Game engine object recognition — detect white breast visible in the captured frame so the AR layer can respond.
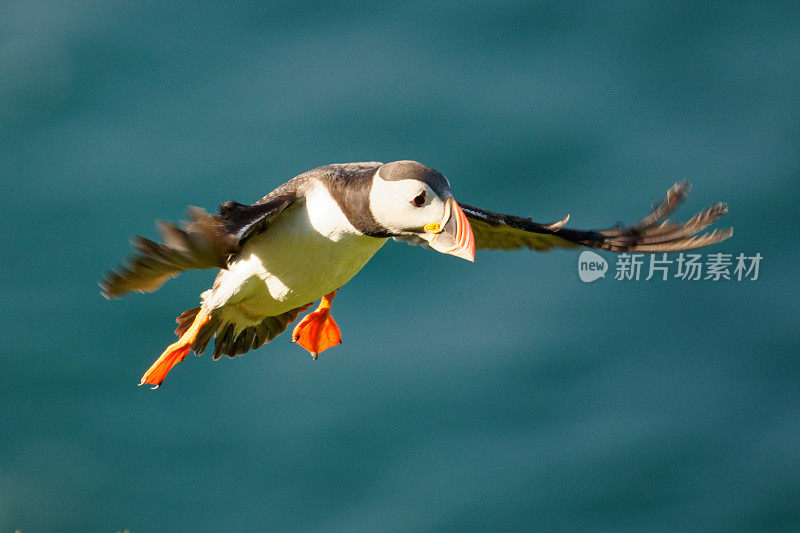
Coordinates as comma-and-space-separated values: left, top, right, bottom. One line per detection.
204, 180, 387, 324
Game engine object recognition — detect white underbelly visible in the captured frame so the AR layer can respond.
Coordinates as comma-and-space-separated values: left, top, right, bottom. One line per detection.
204, 192, 387, 323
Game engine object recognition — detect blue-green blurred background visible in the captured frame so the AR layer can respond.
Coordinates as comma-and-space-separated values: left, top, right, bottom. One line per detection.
2, 1, 799, 530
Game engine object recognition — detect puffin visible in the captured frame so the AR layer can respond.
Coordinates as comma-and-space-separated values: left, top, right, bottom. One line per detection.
101, 160, 732, 388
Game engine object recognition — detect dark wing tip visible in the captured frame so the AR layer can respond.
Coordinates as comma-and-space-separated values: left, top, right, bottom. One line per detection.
587, 184, 732, 252
633, 181, 690, 230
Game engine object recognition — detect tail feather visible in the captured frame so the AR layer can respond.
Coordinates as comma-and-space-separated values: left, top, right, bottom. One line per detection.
175, 307, 201, 336
209, 303, 312, 360
192, 318, 219, 355
213, 324, 236, 360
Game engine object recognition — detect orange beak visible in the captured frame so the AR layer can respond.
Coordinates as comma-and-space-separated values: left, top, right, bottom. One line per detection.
425, 197, 476, 262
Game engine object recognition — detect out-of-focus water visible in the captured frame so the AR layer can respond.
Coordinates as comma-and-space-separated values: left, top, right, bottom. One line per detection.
2, 1, 799, 530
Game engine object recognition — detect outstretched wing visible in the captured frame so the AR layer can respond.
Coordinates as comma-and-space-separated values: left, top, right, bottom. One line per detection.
459, 182, 732, 253
100, 181, 303, 299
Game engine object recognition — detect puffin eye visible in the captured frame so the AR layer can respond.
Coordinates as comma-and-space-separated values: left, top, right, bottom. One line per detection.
411, 191, 426, 207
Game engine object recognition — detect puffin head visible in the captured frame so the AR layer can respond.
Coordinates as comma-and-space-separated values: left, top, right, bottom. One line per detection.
369, 160, 476, 262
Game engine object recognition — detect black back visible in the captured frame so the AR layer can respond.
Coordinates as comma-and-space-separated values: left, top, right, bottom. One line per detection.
217, 160, 450, 241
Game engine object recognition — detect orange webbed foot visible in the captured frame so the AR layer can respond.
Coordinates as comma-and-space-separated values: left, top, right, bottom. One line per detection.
140, 308, 211, 389
291, 291, 342, 359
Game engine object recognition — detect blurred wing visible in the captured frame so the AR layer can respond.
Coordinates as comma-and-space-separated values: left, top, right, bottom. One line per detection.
101, 182, 303, 298
459, 182, 732, 253
100, 207, 237, 298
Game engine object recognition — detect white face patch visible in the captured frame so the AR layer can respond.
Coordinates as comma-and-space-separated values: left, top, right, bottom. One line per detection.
305, 180, 360, 241
368, 169, 451, 235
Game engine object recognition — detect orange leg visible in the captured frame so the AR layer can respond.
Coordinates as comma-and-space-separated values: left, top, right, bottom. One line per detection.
291, 291, 342, 359
140, 308, 211, 389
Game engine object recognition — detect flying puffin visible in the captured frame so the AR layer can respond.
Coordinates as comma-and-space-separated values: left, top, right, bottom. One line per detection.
101, 160, 732, 388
